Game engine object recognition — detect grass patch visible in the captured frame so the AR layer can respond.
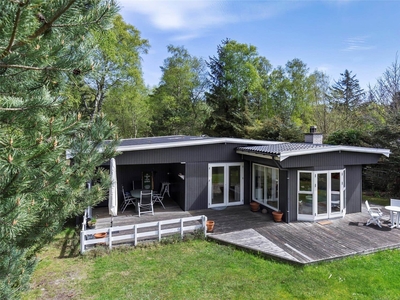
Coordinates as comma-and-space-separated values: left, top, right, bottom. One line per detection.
22, 228, 400, 300
362, 191, 390, 206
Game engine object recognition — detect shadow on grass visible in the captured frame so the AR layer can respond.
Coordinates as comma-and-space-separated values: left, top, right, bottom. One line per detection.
57, 226, 81, 259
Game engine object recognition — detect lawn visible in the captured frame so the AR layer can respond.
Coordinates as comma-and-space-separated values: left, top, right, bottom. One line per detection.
22, 227, 400, 300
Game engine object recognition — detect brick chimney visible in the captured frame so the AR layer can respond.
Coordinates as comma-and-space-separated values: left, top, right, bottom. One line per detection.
305, 126, 323, 144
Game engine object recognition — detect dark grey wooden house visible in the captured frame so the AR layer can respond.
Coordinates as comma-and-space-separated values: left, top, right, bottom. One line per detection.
106, 130, 389, 223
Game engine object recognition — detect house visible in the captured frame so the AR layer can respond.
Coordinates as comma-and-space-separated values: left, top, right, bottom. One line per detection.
103, 127, 390, 223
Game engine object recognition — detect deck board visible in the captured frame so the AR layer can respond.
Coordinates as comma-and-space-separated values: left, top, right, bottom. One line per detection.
92, 201, 400, 264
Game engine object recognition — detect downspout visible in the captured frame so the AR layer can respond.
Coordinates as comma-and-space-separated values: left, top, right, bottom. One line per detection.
271, 155, 290, 224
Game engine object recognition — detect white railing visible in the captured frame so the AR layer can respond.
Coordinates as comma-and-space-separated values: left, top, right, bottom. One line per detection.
80, 215, 208, 254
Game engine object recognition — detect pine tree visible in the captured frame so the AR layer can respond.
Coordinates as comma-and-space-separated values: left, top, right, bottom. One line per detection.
0, 1, 119, 298
329, 70, 365, 127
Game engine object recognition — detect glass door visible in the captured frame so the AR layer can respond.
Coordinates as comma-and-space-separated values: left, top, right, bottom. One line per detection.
209, 163, 243, 208
298, 170, 345, 221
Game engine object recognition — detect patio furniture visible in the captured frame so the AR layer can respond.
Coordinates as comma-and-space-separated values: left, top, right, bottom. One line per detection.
388, 199, 400, 226
121, 186, 136, 213
385, 204, 400, 229
365, 200, 384, 228
153, 185, 167, 209
161, 182, 171, 197
138, 190, 154, 217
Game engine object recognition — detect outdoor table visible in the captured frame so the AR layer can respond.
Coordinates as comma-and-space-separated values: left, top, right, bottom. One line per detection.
385, 206, 400, 228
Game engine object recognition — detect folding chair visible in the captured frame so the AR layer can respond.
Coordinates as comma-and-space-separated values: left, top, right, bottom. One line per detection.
138, 190, 154, 217
121, 186, 136, 213
152, 185, 167, 209
365, 200, 384, 228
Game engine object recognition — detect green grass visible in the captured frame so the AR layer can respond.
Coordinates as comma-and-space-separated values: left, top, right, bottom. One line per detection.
22, 227, 400, 300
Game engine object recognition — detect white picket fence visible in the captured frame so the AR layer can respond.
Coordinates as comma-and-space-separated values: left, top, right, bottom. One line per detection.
80, 215, 208, 254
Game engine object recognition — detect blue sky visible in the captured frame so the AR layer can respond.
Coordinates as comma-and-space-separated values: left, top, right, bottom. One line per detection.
118, 0, 400, 89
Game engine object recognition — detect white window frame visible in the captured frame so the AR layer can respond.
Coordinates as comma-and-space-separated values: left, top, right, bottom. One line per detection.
252, 163, 279, 211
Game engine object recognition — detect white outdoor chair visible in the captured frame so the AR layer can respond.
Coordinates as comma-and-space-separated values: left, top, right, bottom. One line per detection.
121, 186, 136, 213
365, 200, 384, 228
152, 185, 167, 209
138, 190, 154, 217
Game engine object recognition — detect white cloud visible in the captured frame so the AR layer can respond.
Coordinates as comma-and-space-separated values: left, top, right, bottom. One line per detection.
118, 0, 301, 34
118, 0, 230, 31
343, 36, 375, 52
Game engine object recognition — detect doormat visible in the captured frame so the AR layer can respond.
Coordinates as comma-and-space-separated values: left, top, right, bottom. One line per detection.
318, 220, 332, 225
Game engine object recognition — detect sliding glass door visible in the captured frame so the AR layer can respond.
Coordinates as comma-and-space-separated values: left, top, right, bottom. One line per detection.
208, 163, 244, 208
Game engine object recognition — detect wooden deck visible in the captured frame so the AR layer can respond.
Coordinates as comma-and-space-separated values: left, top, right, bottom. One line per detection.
92, 200, 400, 265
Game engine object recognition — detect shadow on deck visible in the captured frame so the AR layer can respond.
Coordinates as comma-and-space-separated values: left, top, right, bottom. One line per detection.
92, 200, 400, 265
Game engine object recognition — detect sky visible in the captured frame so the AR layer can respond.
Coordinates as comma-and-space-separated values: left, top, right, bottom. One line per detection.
118, 0, 400, 89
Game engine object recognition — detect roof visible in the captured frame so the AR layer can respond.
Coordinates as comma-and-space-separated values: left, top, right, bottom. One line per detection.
116, 135, 282, 152
236, 143, 391, 161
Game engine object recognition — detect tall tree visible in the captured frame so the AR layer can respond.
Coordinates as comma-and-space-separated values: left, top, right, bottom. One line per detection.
368, 53, 400, 121
0, 1, 119, 298
328, 70, 365, 128
66, 14, 150, 121
204, 39, 267, 138
149, 45, 208, 136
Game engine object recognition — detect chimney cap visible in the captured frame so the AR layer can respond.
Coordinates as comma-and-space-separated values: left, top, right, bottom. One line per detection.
310, 126, 317, 133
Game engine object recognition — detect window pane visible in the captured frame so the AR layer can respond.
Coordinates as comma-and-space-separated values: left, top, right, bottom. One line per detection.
211, 166, 224, 205
299, 172, 312, 191
228, 165, 241, 203
317, 173, 327, 214
253, 164, 279, 210
299, 194, 313, 215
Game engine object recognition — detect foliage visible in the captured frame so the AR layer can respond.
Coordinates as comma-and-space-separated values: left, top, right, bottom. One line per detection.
64, 14, 150, 138
0, 1, 119, 298
246, 117, 304, 142
22, 231, 400, 300
368, 53, 400, 120
366, 115, 400, 195
324, 129, 371, 146
149, 45, 208, 136
328, 70, 365, 129
204, 39, 265, 137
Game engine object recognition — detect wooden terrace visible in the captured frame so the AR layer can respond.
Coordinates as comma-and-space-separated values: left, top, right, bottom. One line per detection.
92, 199, 400, 265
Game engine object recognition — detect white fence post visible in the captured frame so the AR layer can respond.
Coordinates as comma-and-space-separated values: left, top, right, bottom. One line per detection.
108, 228, 113, 250
80, 230, 85, 254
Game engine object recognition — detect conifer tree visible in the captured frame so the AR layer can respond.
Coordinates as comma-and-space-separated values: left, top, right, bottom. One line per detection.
0, 1, 119, 298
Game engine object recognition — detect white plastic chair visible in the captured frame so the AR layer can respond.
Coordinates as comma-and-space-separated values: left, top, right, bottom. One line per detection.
138, 190, 154, 217
365, 200, 384, 228
121, 186, 136, 213
152, 185, 167, 209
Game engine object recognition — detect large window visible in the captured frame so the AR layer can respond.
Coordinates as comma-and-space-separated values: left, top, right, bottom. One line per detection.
252, 163, 279, 210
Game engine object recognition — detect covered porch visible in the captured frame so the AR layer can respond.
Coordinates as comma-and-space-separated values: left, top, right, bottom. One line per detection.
91, 201, 400, 265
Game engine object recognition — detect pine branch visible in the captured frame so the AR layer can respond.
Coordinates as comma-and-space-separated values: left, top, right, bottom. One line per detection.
2, 0, 110, 59
52, 5, 111, 28
0, 64, 69, 72
0, 1, 27, 60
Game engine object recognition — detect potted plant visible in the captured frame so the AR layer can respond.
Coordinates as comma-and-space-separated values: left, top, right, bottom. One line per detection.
272, 210, 283, 222
206, 220, 215, 233
87, 218, 96, 229
250, 201, 260, 212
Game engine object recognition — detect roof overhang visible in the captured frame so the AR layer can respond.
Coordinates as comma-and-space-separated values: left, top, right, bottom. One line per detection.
237, 145, 391, 161
116, 137, 283, 152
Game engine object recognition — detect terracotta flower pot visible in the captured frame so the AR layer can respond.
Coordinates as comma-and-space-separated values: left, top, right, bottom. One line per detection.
250, 202, 260, 212
206, 220, 215, 233
272, 211, 283, 222
94, 232, 107, 239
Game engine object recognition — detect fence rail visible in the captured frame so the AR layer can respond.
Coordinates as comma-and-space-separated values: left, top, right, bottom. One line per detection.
80, 215, 208, 253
